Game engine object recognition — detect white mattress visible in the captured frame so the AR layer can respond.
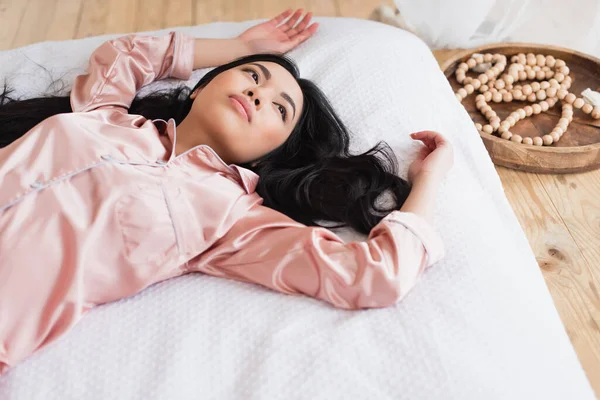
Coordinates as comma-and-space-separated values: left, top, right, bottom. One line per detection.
0, 17, 594, 400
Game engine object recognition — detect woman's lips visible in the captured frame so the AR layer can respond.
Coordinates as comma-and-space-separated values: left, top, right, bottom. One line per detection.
229, 96, 251, 122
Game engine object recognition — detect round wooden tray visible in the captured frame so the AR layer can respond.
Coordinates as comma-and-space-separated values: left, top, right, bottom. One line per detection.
441, 42, 600, 174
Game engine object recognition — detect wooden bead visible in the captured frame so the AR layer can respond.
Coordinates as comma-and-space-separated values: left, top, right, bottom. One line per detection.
565, 93, 576, 104
536, 90, 547, 100
502, 92, 513, 102
545, 70, 554, 79
551, 132, 561, 142
546, 55, 556, 67
491, 121, 500, 130
527, 93, 537, 102
467, 58, 477, 68
540, 101, 549, 112
518, 71, 527, 81
546, 87, 557, 98
527, 70, 536, 80
475, 123, 483, 131
554, 72, 565, 82
540, 81, 550, 90
481, 84, 489, 92
486, 69, 495, 78
458, 88, 468, 98
582, 103, 593, 114
505, 74, 514, 85
506, 116, 516, 126
474, 55, 484, 63
533, 137, 544, 146
536, 54, 546, 66
482, 124, 493, 134
555, 59, 566, 68
511, 134, 523, 143
533, 65, 541, 72
498, 123, 509, 133
501, 131, 513, 140
522, 85, 533, 95
542, 135, 554, 145
559, 66, 570, 75
484, 91, 492, 102
547, 98, 557, 107
524, 105, 533, 116
592, 107, 600, 119
517, 109, 526, 119
536, 70, 545, 80
573, 98, 585, 109
532, 104, 542, 114
496, 80, 505, 89
513, 89, 524, 100
472, 79, 481, 89
484, 53, 493, 62
549, 79, 560, 88
476, 94, 485, 102
523, 137, 534, 145
553, 127, 564, 136
531, 82, 541, 92
458, 62, 469, 71
455, 93, 463, 101
492, 92, 502, 103
490, 116, 501, 124
478, 74, 489, 84
557, 89, 568, 99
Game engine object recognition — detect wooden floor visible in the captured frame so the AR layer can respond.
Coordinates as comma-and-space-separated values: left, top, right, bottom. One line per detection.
1, 0, 599, 396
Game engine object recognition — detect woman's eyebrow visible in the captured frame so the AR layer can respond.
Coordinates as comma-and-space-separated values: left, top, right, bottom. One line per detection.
249, 62, 297, 120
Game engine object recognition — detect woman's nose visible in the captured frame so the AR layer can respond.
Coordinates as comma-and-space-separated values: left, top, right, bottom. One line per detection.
247, 90, 262, 109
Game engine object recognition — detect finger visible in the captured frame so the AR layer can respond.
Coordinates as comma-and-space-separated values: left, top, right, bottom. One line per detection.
281, 9, 304, 31
289, 12, 312, 35
270, 9, 293, 26
289, 23, 318, 45
411, 131, 448, 148
290, 22, 319, 46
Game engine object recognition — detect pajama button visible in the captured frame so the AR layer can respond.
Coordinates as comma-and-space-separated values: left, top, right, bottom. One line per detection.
156, 160, 167, 165
30, 181, 44, 189
101, 154, 112, 161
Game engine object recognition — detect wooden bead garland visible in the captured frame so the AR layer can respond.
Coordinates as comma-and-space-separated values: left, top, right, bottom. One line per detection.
454, 52, 600, 146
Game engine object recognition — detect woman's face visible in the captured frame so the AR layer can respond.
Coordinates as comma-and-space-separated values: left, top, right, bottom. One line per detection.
187, 61, 304, 165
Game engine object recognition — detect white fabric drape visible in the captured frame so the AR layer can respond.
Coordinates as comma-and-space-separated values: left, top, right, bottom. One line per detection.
394, 0, 600, 58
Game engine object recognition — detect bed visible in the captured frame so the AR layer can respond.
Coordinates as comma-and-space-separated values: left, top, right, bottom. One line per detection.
0, 17, 594, 400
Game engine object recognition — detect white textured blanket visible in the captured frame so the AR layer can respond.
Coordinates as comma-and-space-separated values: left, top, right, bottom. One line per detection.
0, 17, 594, 400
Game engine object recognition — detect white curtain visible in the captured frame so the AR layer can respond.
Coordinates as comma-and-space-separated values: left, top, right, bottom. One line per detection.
393, 0, 600, 58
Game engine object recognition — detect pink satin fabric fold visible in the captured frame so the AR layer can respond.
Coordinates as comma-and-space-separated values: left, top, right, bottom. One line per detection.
0, 32, 445, 375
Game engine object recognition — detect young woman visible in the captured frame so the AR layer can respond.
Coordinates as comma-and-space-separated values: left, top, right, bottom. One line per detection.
0, 9, 453, 374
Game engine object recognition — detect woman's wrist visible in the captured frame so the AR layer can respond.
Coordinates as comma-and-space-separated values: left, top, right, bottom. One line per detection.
193, 38, 252, 70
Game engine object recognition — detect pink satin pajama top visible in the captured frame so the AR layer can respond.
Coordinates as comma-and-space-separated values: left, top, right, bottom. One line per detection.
0, 31, 446, 375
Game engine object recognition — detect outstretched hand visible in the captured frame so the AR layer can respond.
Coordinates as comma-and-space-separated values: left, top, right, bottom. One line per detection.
237, 9, 319, 55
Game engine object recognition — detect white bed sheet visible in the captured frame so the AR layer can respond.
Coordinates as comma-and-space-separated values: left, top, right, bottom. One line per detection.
0, 17, 594, 400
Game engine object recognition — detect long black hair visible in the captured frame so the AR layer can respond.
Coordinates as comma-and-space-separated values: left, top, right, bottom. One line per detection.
0, 53, 411, 234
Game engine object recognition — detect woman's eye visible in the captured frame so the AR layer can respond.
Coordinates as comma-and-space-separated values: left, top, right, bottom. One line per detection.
277, 104, 287, 121
246, 69, 259, 83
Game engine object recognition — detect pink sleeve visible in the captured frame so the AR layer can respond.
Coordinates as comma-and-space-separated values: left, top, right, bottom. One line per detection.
194, 206, 446, 310
70, 31, 195, 112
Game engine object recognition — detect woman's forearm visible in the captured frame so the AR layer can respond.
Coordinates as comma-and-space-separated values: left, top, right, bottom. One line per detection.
399, 174, 442, 224
193, 38, 252, 69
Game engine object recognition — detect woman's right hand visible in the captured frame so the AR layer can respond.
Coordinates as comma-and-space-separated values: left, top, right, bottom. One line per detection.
407, 131, 454, 185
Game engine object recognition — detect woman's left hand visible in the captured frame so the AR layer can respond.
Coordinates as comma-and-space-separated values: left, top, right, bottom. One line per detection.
237, 9, 319, 55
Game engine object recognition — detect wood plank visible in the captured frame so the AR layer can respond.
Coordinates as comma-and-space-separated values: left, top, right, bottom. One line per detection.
11, 0, 57, 48
135, 0, 165, 32
537, 170, 600, 289
106, 0, 137, 35
45, 0, 83, 42
0, 0, 30, 50
165, 0, 193, 28
337, 0, 391, 18
496, 166, 600, 396
194, 0, 228, 24
74, 0, 109, 39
